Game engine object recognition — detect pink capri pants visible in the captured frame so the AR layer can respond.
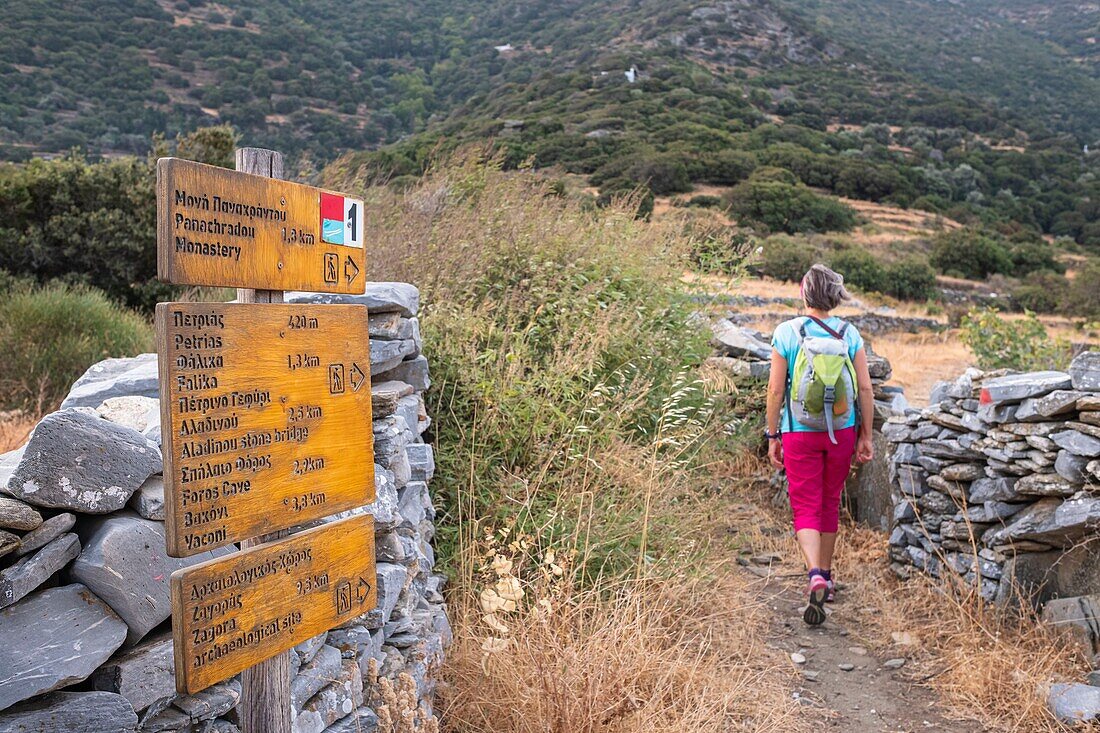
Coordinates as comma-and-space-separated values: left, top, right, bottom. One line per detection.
781, 427, 857, 533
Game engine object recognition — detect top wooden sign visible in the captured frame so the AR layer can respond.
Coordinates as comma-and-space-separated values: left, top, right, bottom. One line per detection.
157, 158, 367, 293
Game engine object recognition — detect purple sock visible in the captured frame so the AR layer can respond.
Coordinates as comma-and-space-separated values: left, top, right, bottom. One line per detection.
808, 567, 824, 580
821, 569, 832, 581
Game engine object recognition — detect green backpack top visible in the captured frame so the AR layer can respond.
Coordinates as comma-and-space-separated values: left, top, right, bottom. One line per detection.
785, 316, 858, 444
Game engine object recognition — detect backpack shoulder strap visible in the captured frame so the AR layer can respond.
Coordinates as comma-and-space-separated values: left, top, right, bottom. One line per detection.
805, 315, 844, 340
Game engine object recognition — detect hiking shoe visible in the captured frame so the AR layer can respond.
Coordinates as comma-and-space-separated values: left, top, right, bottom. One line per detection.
804, 574, 828, 626
825, 579, 836, 603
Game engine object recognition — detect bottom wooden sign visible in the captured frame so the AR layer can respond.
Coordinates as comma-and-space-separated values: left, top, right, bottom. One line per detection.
171, 514, 377, 694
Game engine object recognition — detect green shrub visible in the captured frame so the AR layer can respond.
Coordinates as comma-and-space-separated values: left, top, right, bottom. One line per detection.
1009, 241, 1063, 277
757, 236, 819, 282
1012, 271, 1069, 313
723, 180, 857, 234
828, 248, 886, 293
929, 229, 1013, 280
882, 256, 937, 300
687, 195, 721, 208
960, 307, 1067, 371
0, 283, 152, 411
1062, 260, 1100, 319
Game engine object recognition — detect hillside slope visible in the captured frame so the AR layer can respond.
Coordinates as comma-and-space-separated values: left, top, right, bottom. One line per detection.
3, 0, 1098, 164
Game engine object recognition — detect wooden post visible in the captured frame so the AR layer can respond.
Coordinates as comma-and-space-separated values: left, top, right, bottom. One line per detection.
235, 146, 292, 733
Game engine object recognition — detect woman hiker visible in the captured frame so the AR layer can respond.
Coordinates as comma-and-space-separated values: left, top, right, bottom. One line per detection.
765, 264, 875, 626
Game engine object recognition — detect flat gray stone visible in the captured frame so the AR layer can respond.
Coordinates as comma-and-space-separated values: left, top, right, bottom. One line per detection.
0, 496, 42, 531
0, 691, 137, 732
1080, 395, 1100, 411
917, 491, 956, 515
127, 475, 165, 521
1016, 390, 1084, 421
14, 512, 75, 557
92, 633, 175, 713
1016, 473, 1080, 498
891, 442, 920, 465
370, 381, 414, 418
291, 644, 342, 712
0, 533, 80, 608
711, 319, 771, 360
324, 708, 380, 733
368, 338, 418, 376
0, 584, 127, 710
137, 704, 191, 732
1056, 451, 1092, 485
1048, 682, 1100, 723
292, 660, 363, 733
406, 443, 434, 482
286, 282, 419, 317
940, 463, 984, 482
969, 477, 1019, 503
896, 466, 927, 497
96, 396, 160, 433
8, 409, 161, 513
1052, 430, 1100, 458
0, 530, 19, 559
70, 512, 234, 644
60, 354, 159, 410
980, 371, 1072, 405
173, 679, 241, 722
294, 633, 329, 667
1070, 352, 1100, 392
374, 356, 430, 392
986, 495, 1100, 547
375, 562, 408, 622
1042, 595, 1100, 664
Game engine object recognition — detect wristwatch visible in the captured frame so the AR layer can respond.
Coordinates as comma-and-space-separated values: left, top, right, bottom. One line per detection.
764, 430, 781, 441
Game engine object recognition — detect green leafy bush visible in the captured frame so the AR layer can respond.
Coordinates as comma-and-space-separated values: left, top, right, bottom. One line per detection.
828, 248, 885, 293
960, 307, 1067, 371
1012, 271, 1069, 313
691, 230, 757, 275
1062, 260, 1100, 319
0, 283, 152, 411
930, 229, 1012, 279
723, 180, 857, 234
882, 256, 937, 300
756, 236, 819, 282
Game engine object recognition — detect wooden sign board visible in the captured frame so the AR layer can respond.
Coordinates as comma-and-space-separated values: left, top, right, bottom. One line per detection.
171, 514, 377, 694
157, 157, 367, 293
156, 302, 375, 557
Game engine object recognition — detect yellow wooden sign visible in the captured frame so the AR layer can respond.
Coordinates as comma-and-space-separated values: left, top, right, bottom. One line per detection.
156, 302, 375, 557
171, 515, 377, 694
157, 158, 366, 292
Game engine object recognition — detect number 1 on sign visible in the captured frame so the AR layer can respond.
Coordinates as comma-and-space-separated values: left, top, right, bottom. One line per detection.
344, 200, 361, 248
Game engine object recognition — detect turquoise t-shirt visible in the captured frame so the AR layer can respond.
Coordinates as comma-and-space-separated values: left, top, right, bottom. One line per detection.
771, 316, 864, 433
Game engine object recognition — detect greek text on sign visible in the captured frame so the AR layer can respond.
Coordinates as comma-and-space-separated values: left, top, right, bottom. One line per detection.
171, 514, 377, 694
157, 158, 366, 292
156, 302, 375, 557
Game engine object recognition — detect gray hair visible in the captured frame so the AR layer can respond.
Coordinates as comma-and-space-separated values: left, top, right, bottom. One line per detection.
801, 264, 851, 311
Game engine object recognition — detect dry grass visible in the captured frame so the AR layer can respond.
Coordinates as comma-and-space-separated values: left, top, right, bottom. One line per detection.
712, 457, 1088, 732
0, 412, 35, 453
871, 330, 975, 406
441, 572, 813, 733
834, 524, 1089, 733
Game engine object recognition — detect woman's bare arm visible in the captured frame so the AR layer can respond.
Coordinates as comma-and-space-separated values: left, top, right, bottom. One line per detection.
852, 348, 875, 462
766, 350, 788, 467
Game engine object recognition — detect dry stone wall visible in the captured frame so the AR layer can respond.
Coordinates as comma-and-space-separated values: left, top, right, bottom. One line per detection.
885, 352, 1100, 604
0, 283, 448, 733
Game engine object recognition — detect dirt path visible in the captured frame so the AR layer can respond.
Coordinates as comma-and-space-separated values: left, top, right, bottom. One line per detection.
739, 561, 982, 732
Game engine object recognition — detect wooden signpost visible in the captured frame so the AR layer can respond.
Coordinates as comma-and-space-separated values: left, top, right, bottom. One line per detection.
155, 148, 378, 732
157, 157, 366, 293
170, 514, 376, 694
156, 302, 374, 557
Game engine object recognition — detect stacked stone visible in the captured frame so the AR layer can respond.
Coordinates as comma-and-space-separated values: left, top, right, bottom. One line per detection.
885, 352, 1100, 603
707, 317, 904, 417
0, 282, 449, 733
